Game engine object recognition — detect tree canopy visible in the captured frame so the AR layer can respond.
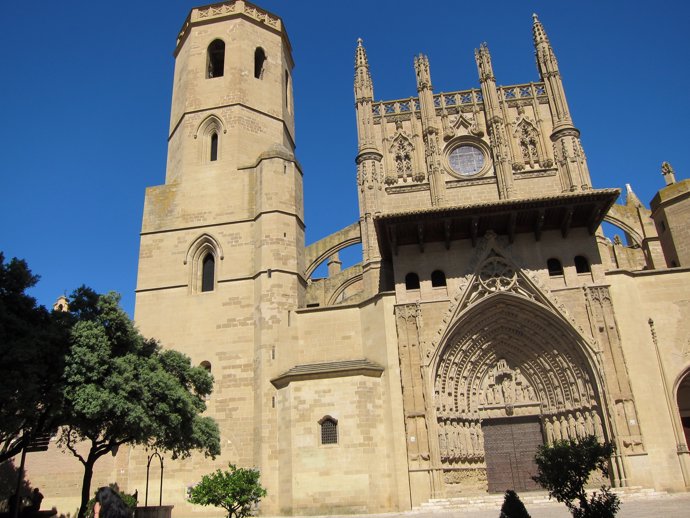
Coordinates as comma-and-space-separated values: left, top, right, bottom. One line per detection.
59, 287, 220, 518
188, 464, 267, 518
532, 436, 620, 518
0, 252, 69, 463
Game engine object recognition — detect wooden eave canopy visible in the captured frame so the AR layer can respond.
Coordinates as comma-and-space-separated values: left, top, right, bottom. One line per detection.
374, 189, 620, 258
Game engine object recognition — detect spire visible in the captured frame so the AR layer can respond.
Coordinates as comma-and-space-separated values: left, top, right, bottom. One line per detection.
354, 38, 373, 101
625, 183, 643, 207
475, 43, 495, 83
414, 54, 432, 91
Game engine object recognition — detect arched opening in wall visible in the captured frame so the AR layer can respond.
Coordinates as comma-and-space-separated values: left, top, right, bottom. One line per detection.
207, 40, 225, 78
201, 253, 215, 292
431, 270, 447, 288
319, 416, 338, 445
547, 258, 563, 277
433, 294, 606, 494
308, 242, 364, 307
405, 272, 420, 290
574, 255, 591, 273
254, 47, 266, 79
200, 361, 212, 372
210, 132, 218, 162
677, 370, 690, 449
599, 220, 648, 270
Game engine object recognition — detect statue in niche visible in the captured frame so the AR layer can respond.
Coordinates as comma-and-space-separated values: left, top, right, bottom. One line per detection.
576, 412, 586, 439
450, 422, 460, 456
560, 415, 570, 440
545, 418, 554, 444
568, 414, 577, 439
502, 377, 515, 404
464, 422, 474, 456
526, 385, 536, 401
439, 423, 447, 456
593, 412, 605, 443
552, 416, 562, 441
486, 386, 494, 405
585, 412, 595, 436
470, 423, 479, 452
478, 426, 484, 452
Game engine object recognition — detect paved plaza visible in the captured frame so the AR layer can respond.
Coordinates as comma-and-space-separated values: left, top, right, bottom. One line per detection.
259, 492, 690, 518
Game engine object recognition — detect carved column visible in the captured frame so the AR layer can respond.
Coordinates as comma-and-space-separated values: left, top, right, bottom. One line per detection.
395, 303, 440, 496
585, 286, 645, 486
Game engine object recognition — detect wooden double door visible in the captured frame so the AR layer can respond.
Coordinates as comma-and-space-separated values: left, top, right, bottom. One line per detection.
483, 416, 543, 493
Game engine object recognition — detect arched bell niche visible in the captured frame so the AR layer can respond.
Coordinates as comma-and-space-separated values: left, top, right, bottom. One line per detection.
433, 293, 607, 492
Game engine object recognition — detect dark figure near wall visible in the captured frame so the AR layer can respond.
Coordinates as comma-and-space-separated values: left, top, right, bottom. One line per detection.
93, 488, 129, 518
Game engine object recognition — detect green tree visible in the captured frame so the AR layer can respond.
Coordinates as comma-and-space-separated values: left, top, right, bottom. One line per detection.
532, 436, 620, 518
500, 489, 531, 518
188, 464, 267, 518
59, 287, 220, 518
0, 252, 70, 463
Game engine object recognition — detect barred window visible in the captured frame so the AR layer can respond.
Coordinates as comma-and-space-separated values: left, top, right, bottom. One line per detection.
319, 416, 338, 445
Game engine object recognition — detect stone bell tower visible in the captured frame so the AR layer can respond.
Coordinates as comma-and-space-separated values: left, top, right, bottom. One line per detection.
133, 1, 304, 511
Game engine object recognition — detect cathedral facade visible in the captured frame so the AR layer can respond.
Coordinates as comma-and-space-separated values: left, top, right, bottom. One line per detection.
23, 1, 690, 515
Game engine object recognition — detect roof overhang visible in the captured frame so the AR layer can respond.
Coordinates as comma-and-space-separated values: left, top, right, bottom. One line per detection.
374, 189, 620, 259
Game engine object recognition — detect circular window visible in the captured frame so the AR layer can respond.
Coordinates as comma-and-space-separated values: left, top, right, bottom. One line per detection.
448, 145, 485, 176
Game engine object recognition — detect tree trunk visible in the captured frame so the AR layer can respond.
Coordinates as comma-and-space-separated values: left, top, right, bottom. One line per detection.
77, 459, 95, 518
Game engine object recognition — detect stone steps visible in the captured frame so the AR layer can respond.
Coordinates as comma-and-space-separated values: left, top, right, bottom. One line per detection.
411, 487, 670, 512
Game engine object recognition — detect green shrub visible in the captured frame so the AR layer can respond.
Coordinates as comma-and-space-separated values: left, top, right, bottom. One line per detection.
499, 489, 531, 518
188, 464, 266, 518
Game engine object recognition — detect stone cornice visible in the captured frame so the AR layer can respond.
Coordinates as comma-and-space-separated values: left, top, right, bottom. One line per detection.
270, 359, 384, 389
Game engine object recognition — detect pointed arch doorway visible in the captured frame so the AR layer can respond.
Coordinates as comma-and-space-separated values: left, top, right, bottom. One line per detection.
433, 293, 607, 494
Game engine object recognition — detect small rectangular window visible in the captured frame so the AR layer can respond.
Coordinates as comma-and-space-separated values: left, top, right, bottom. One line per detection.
320, 418, 338, 445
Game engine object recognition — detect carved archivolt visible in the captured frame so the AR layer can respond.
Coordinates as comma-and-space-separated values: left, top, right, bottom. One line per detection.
430, 243, 607, 471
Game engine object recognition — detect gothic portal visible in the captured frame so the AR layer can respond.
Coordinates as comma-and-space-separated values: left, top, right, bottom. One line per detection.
21, 2, 690, 515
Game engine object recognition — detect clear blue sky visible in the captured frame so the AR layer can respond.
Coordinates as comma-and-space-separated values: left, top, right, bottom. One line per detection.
1, 0, 688, 317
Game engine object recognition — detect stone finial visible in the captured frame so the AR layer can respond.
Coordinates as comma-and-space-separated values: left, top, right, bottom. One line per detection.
661, 161, 676, 185
414, 53, 432, 91
532, 12, 550, 47
625, 183, 642, 207
53, 295, 69, 312
475, 42, 495, 83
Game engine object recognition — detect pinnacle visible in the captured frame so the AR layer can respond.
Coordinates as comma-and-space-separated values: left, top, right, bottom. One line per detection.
354, 37, 369, 69
532, 12, 550, 46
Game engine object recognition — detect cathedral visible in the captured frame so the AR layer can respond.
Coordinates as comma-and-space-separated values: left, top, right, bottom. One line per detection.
23, 1, 690, 515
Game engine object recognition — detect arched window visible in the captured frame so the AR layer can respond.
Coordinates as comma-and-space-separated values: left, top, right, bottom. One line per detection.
210, 132, 218, 162
431, 270, 447, 288
254, 47, 266, 79
547, 258, 563, 277
285, 70, 290, 109
574, 255, 591, 274
319, 416, 338, 445
201, 254, 215, 292
207, 40, 225, 78
405, 272, 420, 290
200, 361, 212, 372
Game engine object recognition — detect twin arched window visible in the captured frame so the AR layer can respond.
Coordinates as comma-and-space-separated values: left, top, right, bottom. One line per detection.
207, 40, 267, 80
405, 272, 420, 290
405, 270, 447, 291
574, 255, 591, 274
431, 270, 447, 288
254, 47, 266, 79
207, 40, 225, 78
547, 256, 590, 277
